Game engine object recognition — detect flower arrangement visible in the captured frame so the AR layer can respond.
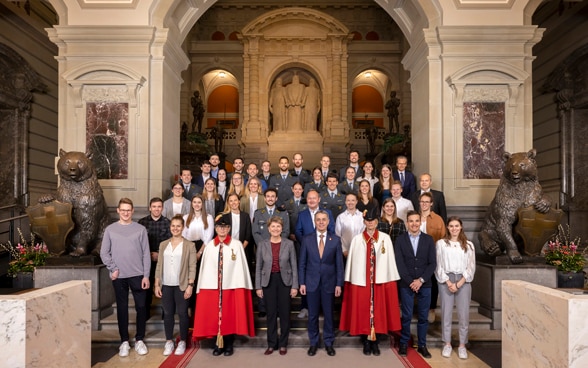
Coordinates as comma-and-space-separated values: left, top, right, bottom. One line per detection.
544, 224, 585, 273
0, 228, 48, 277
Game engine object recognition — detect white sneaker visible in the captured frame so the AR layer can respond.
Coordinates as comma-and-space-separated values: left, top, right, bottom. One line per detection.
135, 340, 148, 355
163, 340, 175, 356
441, 345, 452, 358
119, 341, 130, 357
458, 346, 468, 359
175, 341, 186, 355
297, 308, 308, 319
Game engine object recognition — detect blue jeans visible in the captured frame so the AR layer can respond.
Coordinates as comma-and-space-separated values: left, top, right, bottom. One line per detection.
399, 286, 431, 347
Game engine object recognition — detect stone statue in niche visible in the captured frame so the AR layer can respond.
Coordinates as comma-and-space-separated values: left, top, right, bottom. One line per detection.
303, 78, 321, 131
38, 149, 110, 257
269, 77, 287, 131
285, 74, 305, 131
385, 90, 400, 134
180, 121, 188, 141
478, 149, 552, 264
191, 91, 205, 133
211, 120, 225, 153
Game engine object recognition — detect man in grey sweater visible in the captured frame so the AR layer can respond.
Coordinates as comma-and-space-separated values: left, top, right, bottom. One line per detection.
101, 198, 151, 357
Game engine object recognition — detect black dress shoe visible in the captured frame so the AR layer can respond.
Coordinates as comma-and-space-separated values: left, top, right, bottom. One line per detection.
371, 343, 381, 356
325, 346, 336, 356
417, 345, 432, 359
212, 347, 223, 356
398, 344, 408, 357
223, 347, 234, 356
363, 342, 371, 356
307, 346, 317, 356
258, 311, 267, 318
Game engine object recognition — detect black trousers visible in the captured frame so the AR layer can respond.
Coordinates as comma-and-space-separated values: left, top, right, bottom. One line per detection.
263, 272, 292, 348
161, 285, 190, 341
112, 276, 147, 342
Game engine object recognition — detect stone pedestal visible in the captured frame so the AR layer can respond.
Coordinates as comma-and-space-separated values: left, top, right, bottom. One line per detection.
34, 264, 115, 330
471, 259, 556, 329
0, 280, 91, 368
503, 280, 588, 367
267, 131, 324, 166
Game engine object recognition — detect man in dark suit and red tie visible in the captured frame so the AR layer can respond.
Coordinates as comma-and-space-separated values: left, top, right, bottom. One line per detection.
299, 210, 344, 357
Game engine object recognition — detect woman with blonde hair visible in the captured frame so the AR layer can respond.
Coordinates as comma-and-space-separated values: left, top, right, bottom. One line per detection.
203, 177, 225, 217
239, 176, 266, 221
377, 198, 406, 243
435, 216, 476, 360
228, 172, 245, 198
154, 215, 196, 356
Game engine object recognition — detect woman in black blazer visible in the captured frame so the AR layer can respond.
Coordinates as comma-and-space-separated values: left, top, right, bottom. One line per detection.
303, 166, 327, 197
203, 177, 225, 217
219, 193, 252, 250
255, 216, 298, 355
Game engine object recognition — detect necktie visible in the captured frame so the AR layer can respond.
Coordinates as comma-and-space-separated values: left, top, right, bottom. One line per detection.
185, 185, 190, 192
323, 171, 327, 178
295, 199, 300, 207
400, 172, 405, 186
331, 192, 335, 199
268, 209, 273, 216
349, 182, 353, 189
319, 234, 325, 258
282, 175, 286, 180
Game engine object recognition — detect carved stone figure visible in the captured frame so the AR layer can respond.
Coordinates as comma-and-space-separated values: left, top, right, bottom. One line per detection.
191, 91, 205, 133
304, 78, 320, 131
385, 91, 400, 134
285, 75, 305, 131
478, 149, 551, 264
269, 77, 287, 132
40, 149, 110, 256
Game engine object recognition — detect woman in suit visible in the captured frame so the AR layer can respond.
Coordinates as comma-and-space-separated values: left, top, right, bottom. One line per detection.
220, 193, 252, 252
163, 182, 191, 220
154, 215, 197, 356
239, 176, 265, 221
203, 177, 224, 217
303, 166, 327, 197
255, 216, 298, 356
216, 169, 228, 201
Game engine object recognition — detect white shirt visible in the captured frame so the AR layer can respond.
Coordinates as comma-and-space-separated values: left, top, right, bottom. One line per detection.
248, 195, 258, 221
435, 239, 476, 283
162, 241, 183, 286
393, 197, 414, 223
172, 201, 183, 216
335, 209, 365, 253
217, 182, 227, 198
231, 212, 240, 239
182, 214, 214, 244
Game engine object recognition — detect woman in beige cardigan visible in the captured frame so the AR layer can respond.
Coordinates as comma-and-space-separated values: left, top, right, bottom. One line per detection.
154, 214, 197, 356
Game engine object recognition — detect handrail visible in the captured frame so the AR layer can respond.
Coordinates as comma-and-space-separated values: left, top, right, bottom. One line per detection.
0, 204, 19, 211
0, 214, 28, 224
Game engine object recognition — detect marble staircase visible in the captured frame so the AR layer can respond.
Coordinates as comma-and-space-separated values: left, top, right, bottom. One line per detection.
92, 293, 500, 349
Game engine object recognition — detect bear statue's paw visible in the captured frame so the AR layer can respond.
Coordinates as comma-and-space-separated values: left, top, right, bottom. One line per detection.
38, 194, 56, 204
534, 199, 551, 214
69, 247, 87, 257
480, 237, 502, 256
507, 250, 523, 264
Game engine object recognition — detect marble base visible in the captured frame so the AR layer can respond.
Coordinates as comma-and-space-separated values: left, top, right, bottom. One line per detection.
34, 264, 115, 330
0, 280, 91, 368
503, 280, 588, 367
267, 131, 324, 167
471, 261, 556, 329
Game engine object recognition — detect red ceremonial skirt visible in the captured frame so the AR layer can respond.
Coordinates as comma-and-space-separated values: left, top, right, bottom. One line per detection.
193, 288, 255, 338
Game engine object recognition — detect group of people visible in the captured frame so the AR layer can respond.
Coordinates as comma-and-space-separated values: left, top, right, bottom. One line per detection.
99, 151, 476, 361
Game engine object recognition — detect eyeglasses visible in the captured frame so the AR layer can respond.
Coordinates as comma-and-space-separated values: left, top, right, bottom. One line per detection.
119, 209, 132, 212
419, 201, 431, 204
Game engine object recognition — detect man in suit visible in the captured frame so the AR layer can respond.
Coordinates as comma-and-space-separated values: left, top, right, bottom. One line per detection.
228, 157, 245, 181
392, 155, 416, 199
394, 210, 437, 359
269, 156, 298, 208
258, 160, 272, 189
410, 173, 447, 224
252, 188, 290, 248
245, 162, 267, 191
319, 155, 335, 182
209, 153, 220, 179
284, 181, 307, 243
339, 150, 363, 182
337, 166, 359, 195
193, 160, 214, 188
299, 210, 344, 357
180, 169, 202, 200
294, 189, 335, 319
290, 152, 311, 185
320, 173, 346, 220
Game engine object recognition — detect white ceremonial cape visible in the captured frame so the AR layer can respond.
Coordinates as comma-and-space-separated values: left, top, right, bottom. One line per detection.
344, 231, 400, 286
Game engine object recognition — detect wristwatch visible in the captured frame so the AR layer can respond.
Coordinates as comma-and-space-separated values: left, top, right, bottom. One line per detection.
188, 282, 194, 287
419, 277, 425, 284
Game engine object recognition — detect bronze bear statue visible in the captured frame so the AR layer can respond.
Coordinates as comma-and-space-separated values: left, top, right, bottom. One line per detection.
40, 149, 110, 256
478, 149, 551, 264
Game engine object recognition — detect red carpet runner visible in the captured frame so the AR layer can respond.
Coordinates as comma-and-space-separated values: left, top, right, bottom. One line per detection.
389, 335, 432, 368
159, 335, 199, 368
